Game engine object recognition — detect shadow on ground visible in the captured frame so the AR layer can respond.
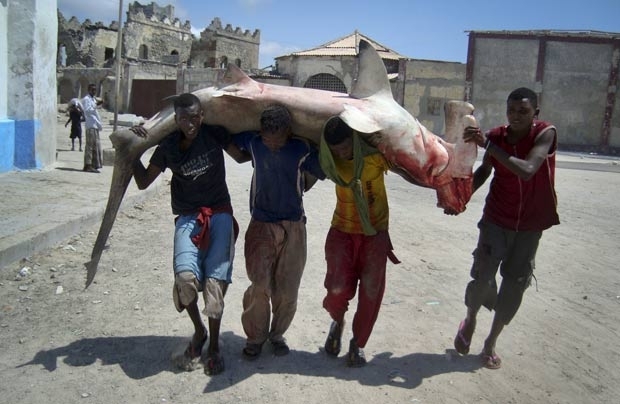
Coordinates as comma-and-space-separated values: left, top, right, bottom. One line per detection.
202, 332, 482, 393
17, 331, 482, 390
17, 335, 186, 379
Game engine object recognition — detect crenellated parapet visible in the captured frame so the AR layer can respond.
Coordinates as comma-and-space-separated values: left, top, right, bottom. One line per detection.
191, 17, 260, 69
202, 17, 261, 44
127, 1, 191, 31
122, 1, 192, 63
58, 10, 119, 32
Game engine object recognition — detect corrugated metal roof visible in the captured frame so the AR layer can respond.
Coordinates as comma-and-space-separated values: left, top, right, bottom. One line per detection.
277, 30, 405, 60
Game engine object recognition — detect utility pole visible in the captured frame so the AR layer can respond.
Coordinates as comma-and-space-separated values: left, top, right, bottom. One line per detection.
113, 0, 124, 132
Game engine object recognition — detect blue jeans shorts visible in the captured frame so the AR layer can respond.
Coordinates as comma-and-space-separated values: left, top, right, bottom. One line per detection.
173, 212, 235, 284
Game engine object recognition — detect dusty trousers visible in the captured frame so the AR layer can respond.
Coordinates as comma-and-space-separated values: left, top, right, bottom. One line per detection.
241, 219, 307, 344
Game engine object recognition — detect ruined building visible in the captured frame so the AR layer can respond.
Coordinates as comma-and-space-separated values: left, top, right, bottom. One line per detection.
190, 17, 260, 69
57, 1, 260, 70
122, 1, 193, 65
57, 1, 261, 113
57, 14, 120, 68
57, 1, 193, 69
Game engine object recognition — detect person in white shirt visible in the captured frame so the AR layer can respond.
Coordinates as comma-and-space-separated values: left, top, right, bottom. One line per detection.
81, 83, 103, 173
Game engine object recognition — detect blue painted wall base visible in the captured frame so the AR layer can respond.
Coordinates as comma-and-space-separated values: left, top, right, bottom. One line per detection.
0, 119, 16, 173
14, 119, 40, 170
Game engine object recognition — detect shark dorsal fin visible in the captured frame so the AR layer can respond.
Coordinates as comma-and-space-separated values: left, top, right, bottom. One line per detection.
350, 40, 392, 100
217, 63, 262, 97
220, 63, 254, 87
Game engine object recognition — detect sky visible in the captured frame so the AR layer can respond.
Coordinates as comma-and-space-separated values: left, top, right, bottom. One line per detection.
57, 0, 620, 69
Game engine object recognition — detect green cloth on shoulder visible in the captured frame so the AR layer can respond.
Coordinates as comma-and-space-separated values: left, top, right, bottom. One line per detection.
319, 131, 380, 236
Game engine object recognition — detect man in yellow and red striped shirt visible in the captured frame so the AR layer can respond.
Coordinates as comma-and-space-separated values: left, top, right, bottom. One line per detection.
319, 116, 400, 368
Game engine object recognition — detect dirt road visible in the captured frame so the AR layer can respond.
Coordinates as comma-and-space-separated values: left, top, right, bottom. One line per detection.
1, 142, 619, 403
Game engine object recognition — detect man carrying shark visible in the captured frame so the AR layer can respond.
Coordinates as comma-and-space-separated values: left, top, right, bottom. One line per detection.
130, 93, 248, 375
319, 116, 423, 367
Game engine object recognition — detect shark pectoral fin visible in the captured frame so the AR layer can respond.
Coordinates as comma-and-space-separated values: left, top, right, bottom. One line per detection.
340, 105, 383, 134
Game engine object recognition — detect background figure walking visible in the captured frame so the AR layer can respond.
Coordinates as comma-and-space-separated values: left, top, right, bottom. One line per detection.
65, 98, 83, 151
81, 83, 103, 173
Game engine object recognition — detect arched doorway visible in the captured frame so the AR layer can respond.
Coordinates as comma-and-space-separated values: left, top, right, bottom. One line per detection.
303, 73, 347, 93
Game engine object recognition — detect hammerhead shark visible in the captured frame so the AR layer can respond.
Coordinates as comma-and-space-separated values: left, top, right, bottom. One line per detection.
84, 39, 477, 288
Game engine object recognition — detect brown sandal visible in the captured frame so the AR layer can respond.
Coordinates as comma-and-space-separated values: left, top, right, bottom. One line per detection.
242, 343, 262, 360
324, 321, 343, 356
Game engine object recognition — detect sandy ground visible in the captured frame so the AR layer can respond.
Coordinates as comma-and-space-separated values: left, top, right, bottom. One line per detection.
0, 118, 619, 404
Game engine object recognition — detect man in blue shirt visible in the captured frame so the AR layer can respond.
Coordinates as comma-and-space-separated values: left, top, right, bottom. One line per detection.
234, 105, 325, 360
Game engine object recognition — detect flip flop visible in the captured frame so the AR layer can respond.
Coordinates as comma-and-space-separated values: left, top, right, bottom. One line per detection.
205, 352, 225, 375
481, 352, 502, 369
454, 320, 471, 355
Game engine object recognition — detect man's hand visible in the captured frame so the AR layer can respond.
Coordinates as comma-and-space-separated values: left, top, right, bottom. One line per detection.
443, 207, 463, 216
130, 124, 148, 138
463, 126, 485, 148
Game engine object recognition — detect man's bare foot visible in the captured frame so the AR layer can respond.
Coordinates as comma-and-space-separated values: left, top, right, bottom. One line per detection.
172, 328, 208, 371
205, 349, 225, 375
187, 327, 208, 358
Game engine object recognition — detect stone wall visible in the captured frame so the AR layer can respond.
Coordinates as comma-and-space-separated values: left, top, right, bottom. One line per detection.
276, 56, 357, 90
191, 18, 260, 69
57, 13, 119, 68
468, 31, 620, 153
57, 68, 112, 105
176, 67, 224, 94
176, 66, 291, 96
121, 61, 178, 113
401, 59, 466, 134
123, 2, 192, 63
